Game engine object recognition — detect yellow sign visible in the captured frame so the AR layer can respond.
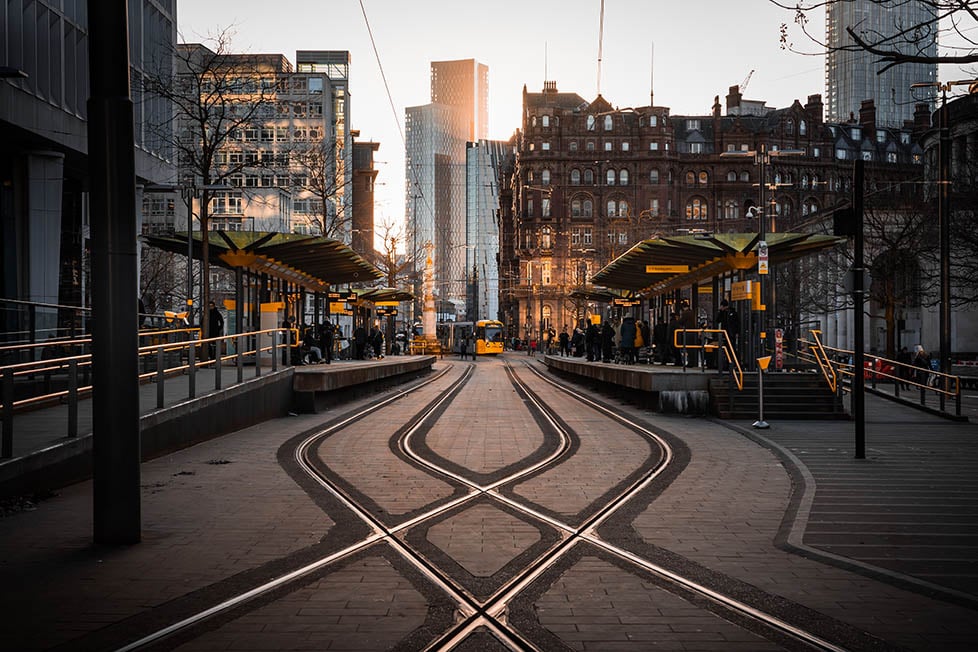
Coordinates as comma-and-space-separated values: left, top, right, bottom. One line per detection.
757, 355, 772, 371
731, 280, 752, 301
752, 282, 766, 311
329, 302, 348, 314
646, 264, 689, 274
697, 286, 712, 294
375, 300, 400, 307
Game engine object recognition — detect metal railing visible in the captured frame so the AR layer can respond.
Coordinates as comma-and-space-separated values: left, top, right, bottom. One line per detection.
673, 328, 744, 391
1, 327, 293, 459
798, 332, 962, 418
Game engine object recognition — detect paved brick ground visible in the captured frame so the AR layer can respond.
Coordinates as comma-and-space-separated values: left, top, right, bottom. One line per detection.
0, 354, 975, 651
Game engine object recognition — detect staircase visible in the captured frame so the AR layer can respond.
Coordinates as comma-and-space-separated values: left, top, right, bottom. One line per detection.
710, 372, 849, 420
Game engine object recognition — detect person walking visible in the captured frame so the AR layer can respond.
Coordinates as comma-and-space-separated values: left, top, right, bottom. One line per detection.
207, 301, 224, 360
619, 316, 637, 364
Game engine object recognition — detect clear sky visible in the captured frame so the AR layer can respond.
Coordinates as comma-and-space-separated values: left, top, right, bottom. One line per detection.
178, 0, 827, 236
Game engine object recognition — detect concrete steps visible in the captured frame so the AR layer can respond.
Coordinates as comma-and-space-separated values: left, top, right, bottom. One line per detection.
710, 372, 849, 419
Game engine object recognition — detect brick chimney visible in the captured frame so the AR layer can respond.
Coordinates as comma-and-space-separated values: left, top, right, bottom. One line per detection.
912, 102, 932, 140
805, 94, 823, 125
725, 85, 742, 114
858, 99, 876, 133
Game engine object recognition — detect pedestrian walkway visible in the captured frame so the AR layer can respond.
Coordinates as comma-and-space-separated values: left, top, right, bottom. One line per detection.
0, 356, 974, 651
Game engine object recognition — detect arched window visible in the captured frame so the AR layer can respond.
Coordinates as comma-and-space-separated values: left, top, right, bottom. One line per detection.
740, 171, 750, 182
531, 116, 537, 127
541, 115, 550, 128
801, 174, 809, 189
606, 169, 616, 186
619, 169, 629, 186
685, 171, 696, 185
570, 169, 581, 185
802, 198, 819, 215
569, 141, 579, 152
727, 170, 737, 182
685, 197, 708, 220
724, 200, 739, 220
584, 169, 594, 184
542, 226, 552, 249
619, 200, 629, 217
541, 169, 551, 185
571, 199, 582, 217
649, 169, 659, 184
585, 141, 595, 151
583, 199, 593, 217
698, 171, 708, 185
785, 118, 794, 135
607, 200, 617, 217
799, 120, 807, 136
586, 115, 596, 131
604, 115, 613, 131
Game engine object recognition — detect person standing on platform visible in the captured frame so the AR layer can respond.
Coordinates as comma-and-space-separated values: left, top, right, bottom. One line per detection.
207, 301, 224, 360
679, 300, 697, 367
714, 299, 739, 371
353, 324, 367, 360
319, 320, 334, 364
558, 327, 570, 357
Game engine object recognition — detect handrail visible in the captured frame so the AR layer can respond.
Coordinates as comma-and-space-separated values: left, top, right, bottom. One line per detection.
808, 330, 837, 393
674, 328, 743, 391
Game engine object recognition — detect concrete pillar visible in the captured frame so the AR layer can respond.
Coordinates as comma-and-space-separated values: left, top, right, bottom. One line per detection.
27, 151, 66, 339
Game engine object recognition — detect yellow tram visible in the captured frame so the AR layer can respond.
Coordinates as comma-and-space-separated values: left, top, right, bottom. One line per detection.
450, 319, 505, 355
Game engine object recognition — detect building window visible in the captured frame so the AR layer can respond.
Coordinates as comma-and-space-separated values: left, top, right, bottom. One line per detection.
572, 199, 582, 217
685, 171, 695, 185
862, 151, 873, 161
622, 141, 630, 151
650, 142, 659, 151
724, 200, 739, 220
606, 170, 616, 185
571, 169, 581, 185
527, 199, 534, 217
649, 169, 659, 183
813, 147, 820, 157
583, 227, 593, 245
542, 115, 550, 128
542, 227, 552, 249
604, 141, 613, 151
887, 152, 898, 163
586, 141, 595, 151
649, 199, 659, 216
607, 200, 617, 217
687, 119, 700, 131
618, 231, 628, 245
542, 261, 552, 284
877, 129, 887, 143
583, 199, 593, 217
785, 118, 794, 135
531, 116, 537, 127
686, 197, 707, 220
542, 141, 551, 151
584, 169, 594, 184
604, 115, 613, 131
542, 198, 551, 217
571, 228, 581, 245
727, 170, 737, 182
799, 120, 807, 135
587, 115, 596, 131
690, 142, 704, 154
541, 169, 551, 185
619, 169, 629, 185
698, 171, 708, 184
650, 115, 658, 127
836, 149, 847, 160
569, 141, 579, 151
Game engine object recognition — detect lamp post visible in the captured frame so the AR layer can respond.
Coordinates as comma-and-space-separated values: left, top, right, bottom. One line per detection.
910, 80, 975, 406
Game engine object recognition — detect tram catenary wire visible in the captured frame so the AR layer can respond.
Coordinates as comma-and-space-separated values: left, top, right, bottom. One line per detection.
116, 356, 852, 652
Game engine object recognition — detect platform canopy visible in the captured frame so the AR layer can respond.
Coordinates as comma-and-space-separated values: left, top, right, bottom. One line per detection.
143, 231, 383, 292
356, 287, 415, 303
590, 232, 847, 294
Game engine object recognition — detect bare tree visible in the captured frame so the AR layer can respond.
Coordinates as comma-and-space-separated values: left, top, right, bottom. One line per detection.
142, 28, 280, 355
774, 0, 978, 72
290, 136, 353, 238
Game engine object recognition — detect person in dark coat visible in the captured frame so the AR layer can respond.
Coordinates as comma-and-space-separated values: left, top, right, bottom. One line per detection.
207, 301, 224, 359
353, 324, 367, 360
714, 299, 739, 371
666, 312, 681, 365
896, 345, 912, 389
585, 321, 600, 362
571, 326, 585, 357
319, 320, 334, 364
558, 327, 570, 357
679, 300, 697, 367
619, 316, 637, 364
600, 321, 615, 362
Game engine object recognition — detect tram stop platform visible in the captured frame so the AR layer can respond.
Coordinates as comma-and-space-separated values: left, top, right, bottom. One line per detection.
0, 355, 436, 499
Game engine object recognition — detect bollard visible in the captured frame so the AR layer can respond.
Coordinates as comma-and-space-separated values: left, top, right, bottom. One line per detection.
188, 341, 196, 399
214, 339, 222, 391
753, 355, 771, 429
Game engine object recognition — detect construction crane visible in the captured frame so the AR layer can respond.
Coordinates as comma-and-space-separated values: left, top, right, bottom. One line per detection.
740, 69, 755, 94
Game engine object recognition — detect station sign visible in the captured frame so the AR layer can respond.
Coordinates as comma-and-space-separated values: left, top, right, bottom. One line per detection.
376, 307, 398, 316
612, 298, 641, 306
758, 240, 769, 275
731, 280, 752, 301
646, 264, 689, 274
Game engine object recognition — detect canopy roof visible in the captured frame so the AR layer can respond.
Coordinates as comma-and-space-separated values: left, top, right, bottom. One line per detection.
142, 231, 383, 292
567, 286, 637, 303
590, 232, 846, 294
356, 287, 415, 303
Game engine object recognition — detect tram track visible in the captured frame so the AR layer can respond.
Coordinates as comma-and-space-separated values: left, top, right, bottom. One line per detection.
117, 357, 860, 651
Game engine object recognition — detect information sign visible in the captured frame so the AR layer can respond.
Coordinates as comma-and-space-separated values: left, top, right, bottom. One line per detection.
758, 240, 769, 275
